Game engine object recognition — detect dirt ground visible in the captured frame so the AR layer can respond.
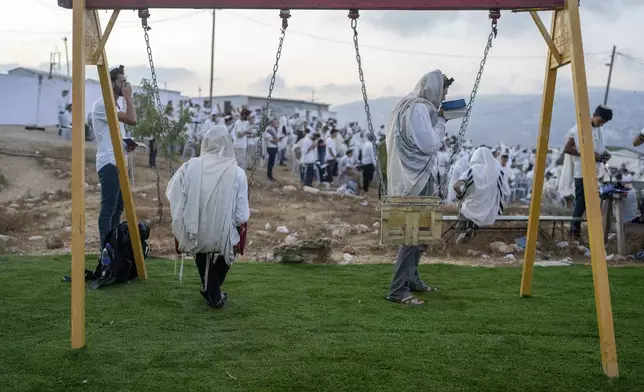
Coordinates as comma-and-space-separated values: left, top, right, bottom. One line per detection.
1, 125, 642, 268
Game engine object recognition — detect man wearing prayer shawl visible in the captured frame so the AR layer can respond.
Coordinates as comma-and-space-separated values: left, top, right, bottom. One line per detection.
166, 125, 250, 309
385, 70, 452, 306
453, 147, 510, 227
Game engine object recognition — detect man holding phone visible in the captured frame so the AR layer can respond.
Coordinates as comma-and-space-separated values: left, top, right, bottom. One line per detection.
91, 65, 137, 245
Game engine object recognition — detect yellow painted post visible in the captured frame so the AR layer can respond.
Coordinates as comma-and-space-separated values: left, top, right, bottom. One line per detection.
70, 0, 86, 349
567, 0, 618, 377
520, 12, 559, 297
96, 62, 147, 279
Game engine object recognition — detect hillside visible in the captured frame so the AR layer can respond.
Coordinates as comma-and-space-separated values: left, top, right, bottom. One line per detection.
331, 87, 644, 148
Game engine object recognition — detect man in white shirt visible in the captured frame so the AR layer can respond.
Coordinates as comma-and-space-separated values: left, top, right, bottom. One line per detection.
57, 90, 70, 136
300, 132, 319, 187
563, 105, 613, 236
264, 118, 281, 181
245, 115, 258, 170
325, 129, 338, 183
91, 65, 137, 244
60, 104, 72, 141
360, 134, 376, 192
338, 149, 357, 183
232, 109, 252, 168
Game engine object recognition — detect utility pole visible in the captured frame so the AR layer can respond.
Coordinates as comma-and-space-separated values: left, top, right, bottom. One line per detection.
209, 10, 216, 112
604, 45, 616, 105
63, 37, 70, 77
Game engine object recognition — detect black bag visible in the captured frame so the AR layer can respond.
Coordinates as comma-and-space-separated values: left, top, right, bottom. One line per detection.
89, 221, 150, 289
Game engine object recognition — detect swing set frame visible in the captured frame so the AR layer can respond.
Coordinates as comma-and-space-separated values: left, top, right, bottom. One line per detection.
60, 0, 618, 378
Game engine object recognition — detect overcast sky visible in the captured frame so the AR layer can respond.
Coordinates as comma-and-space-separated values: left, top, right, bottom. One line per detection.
2, 0, 643, 105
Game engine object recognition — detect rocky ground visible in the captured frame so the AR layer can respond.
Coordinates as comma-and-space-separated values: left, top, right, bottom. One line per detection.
0, 125, 642, 268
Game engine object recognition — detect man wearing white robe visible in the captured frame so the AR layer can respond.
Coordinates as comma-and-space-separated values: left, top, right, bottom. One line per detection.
386, 70, 452, 305
232, 109, 252, 168
166, 125, 250, 309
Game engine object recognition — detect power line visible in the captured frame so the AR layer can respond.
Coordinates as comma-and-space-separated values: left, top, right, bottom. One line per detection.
222, 10, 606, 60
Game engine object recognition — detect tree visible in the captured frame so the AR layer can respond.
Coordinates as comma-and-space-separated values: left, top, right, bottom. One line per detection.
130, 79, 190, 222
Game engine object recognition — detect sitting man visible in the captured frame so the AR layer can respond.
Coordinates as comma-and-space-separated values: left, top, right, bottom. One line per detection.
166, 125, 250, 309
453, 147, 510, 228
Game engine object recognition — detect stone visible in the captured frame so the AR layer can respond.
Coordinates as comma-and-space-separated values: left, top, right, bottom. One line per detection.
46, 236, 64, 250
152, 198, 159, 202
6, 208, 17, 215
250, 208, 260, 214
24, 203, 35, 209
504, 254, 516, 261
303, 186, 320, 195
614, 254, 626, 262
325, 221, 352, 239
282, 185, 297, 193
0, 235, 18, 247
372, 222, 380, 229
340, 253, 354, 264
606, 254, 615, 261
265, 222, 272, 231
274, 237, 332, 264
489, 241, 514, 254
354, 224, 370, 234
466, 249, 481, 257
255, 230, 270, 237
41, 200, 49, 206
556, 241, 569, 249
360, 201, 368, 207
276, 226, 289, 234
481, 254, 490, 259
272, 188, 282, 194
284, 235, 298, 245
140, 193, 147, 198
29, 236, 45, 242
39, 213, 48, 219
5, 246, 21, 254
342, 245, 358, 255
535, 259, 573, 267
9, 203, 19, 209
608, 233, 617, 241
64, 226, 72, 233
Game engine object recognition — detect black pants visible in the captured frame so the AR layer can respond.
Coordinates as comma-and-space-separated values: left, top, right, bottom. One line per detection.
267, 147, 278, 180
98, 164, 123, 245
571, 178, 585, 234
362, 163, 375, 192
195, 254, 230, 307
148, 139, 157, 168
304, 163, 315, 187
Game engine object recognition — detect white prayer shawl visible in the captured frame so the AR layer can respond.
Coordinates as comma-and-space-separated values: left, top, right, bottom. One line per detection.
386, 70, 445, 196
166, 125, 240, 265
460, 147, 510, 227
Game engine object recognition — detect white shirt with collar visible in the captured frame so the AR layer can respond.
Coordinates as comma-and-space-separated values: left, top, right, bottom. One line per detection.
567, 124, 606, 179
300, 137, 317, 164
92, 97, 128, 173
361, 141, 375, 165
325, 136, 337, 161
232, 119, 249, 149
264, 125, 279, 148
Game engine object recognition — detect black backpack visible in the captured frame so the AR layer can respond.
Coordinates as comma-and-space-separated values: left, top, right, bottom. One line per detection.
89, 221, 150, 289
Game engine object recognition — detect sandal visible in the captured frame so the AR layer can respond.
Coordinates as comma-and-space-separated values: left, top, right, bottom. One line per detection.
386, 295, 425, 305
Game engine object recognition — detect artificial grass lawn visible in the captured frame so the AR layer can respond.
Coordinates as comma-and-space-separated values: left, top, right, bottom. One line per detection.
1, 257, 644, 392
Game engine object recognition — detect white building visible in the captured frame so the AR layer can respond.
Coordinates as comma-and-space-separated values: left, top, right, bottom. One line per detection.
188, 95, 335, 121
0, 67, 183, 127
606, 146, 644, 177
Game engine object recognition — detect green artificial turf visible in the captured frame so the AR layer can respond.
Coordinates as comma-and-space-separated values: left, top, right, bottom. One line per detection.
1, 256, 643, 392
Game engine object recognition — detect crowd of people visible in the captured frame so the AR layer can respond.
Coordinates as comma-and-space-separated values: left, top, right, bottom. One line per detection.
88, 65, 644, 308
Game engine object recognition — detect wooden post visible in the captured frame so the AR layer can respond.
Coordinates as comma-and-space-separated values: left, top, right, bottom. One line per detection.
521, 12, 559, 297
567, 0, 618, 377
70, 0, 86, 349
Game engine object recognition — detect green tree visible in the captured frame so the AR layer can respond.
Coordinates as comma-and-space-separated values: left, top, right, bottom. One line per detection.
130, 79, 190, 222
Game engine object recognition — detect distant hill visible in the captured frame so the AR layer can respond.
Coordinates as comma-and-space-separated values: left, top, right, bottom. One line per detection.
330, 87, 644, 148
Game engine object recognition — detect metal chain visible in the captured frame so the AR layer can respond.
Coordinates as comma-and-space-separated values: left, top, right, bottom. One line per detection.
248, 9, 290, 199
349, 11, 387, 201
140, 9, 175, 177
435, 15, 499, 198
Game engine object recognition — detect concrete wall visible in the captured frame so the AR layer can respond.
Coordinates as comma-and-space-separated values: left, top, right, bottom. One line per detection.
0, 73, 184, 127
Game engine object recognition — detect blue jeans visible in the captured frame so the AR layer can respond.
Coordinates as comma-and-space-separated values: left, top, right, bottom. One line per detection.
571, 178, 585, 234
98, 164, 124, 245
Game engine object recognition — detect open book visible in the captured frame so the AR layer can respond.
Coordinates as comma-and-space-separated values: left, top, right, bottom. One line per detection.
442, 99, 467, 121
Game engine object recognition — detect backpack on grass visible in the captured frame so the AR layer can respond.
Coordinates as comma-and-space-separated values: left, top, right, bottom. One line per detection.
88, 221, 150, 289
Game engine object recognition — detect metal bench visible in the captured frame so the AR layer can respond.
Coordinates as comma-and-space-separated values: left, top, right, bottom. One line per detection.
441, 215, 587, 242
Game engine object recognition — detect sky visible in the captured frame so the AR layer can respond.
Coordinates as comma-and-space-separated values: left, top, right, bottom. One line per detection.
1, 0, 644, 105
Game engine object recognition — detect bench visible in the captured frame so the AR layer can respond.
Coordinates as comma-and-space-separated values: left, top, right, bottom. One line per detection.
441, 215, 587, 243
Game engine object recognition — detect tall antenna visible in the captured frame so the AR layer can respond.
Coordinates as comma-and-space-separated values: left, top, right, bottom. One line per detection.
63, 37, 70, 77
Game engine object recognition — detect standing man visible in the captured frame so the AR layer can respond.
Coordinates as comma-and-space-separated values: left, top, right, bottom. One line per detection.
386, 70, 452, 305
57, 90, 70, 136
325, 128, 338, 183
360, 134, 376, 193
232, 109, 252, 168
91, 65, 137, 245
264, 118, 280, 181
563, 105, 613, 238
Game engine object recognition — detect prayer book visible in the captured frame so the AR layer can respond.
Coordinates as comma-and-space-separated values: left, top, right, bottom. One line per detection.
442, 99, 467, 121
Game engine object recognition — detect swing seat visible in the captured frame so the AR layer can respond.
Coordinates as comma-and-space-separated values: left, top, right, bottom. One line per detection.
380, 196, 442, 246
